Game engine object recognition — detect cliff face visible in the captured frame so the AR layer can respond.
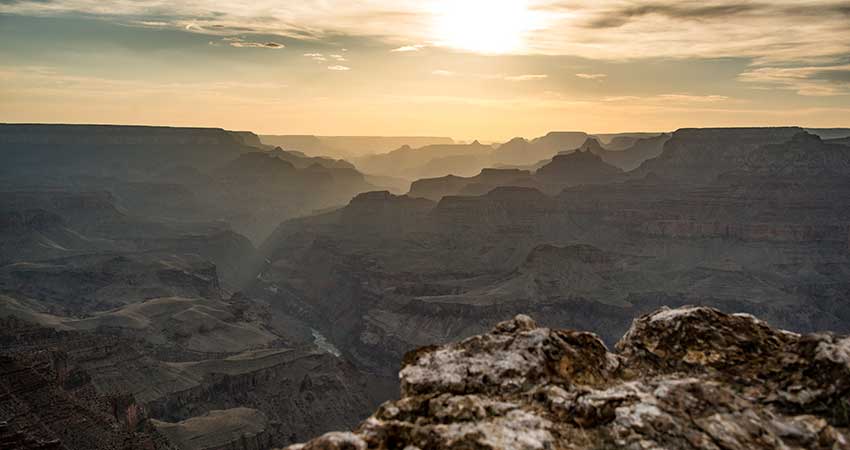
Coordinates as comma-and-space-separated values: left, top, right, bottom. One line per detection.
409, 169, 536, 201
632, 127, 803, 182
536, 148, 623, 187
288, 306, 850, 450
0, 125, 379, 244
0, 124, 258, 177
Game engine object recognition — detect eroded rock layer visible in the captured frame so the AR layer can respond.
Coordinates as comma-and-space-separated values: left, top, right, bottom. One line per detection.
288, 306, 850, 450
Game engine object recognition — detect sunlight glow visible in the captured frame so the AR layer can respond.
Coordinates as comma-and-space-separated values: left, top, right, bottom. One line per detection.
431, 0, 538, 54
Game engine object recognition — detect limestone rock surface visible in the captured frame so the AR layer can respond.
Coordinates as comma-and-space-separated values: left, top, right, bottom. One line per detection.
287, 307, 850, 450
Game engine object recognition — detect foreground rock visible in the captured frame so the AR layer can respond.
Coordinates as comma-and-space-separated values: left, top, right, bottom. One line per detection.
288, 306, 849, 450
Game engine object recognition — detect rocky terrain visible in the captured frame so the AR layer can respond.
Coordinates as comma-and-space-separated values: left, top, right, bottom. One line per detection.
535, 148, 623, 189
0, 124, 380, 243
287, 306, 850, 450
354, 141, 494, 181
252, 129, 850, 381
408, 146, 624, 200
583, 134, 671, 171
409, 169, 537, 201
2, 124, 850, 450
0, 182, 383, 448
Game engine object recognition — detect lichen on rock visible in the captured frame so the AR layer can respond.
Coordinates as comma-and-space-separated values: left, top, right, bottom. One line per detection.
286, 307, 850, 450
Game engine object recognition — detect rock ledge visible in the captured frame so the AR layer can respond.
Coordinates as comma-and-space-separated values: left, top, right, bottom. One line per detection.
287, 306, 849, 450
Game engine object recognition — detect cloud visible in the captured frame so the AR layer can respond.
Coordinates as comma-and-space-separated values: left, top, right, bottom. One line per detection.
658, 94, 729, 103
329, 54, 347, 61
584, 4, 761, 29
602, 94, 730, 104
576, 73, 607, 80
1, 0, 848, 68
738, 64, 850, 96
504, 74, 548, 82
328, 65, 351, 71
391, 44, 427, 52
304, 53, 327, 61
228, 40, 285, 49
432, 70, 548, 81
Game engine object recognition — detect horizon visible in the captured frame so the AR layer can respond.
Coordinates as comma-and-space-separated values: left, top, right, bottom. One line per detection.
1, 121, 841, 146
2, 1, 849, 141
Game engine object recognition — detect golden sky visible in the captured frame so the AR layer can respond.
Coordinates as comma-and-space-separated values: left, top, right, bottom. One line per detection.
1, 1, 849, 140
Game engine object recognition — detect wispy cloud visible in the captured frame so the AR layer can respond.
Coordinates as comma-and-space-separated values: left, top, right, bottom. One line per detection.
738, 64, 850, 96
224, 37, 285, 49
658, 94, 729, 103
328, 65, 351, 71
432, 70, 548, 82
304, 53, 327, 61
432, 69, 455, 77
391, 44, 427, 52
602, 93, 730, 104
576, 73, 607, 80
504, 74, 548, 82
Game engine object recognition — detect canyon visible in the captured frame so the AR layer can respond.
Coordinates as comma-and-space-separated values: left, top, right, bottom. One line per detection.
1, 124, 849, 449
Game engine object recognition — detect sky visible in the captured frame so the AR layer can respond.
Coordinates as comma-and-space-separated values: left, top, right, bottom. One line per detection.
0, 0, 849, 141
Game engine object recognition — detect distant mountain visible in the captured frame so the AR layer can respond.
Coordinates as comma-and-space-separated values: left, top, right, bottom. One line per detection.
260, 135, 455, 159
0, 124, 380, 243
409, 168, 536, 200
354, 141, 493, 180
408, 141, 624, 200
827, 136, 850, 146
536, 146, 623, 187
590, 134, 671, 171
268, 147, 355, 169
630, 127, 804, 182
594, 132, 666, 149
249, 128, 850, 383
744, 131, 850, 176
494, 131, 589, 166
806, 127, 850, 140
0, 124, 260, 177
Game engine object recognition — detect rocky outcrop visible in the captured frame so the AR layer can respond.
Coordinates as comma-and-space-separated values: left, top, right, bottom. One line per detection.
535, 147, 623, 188
289, 307, 850, 450
745, 131, 850, 176
431, 187, 557, 233
409, 169, 537, 201
341, 192, 435, 233
632, 127, 803, 182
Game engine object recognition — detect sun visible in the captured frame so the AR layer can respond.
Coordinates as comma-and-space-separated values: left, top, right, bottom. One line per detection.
431, 0, 537, 54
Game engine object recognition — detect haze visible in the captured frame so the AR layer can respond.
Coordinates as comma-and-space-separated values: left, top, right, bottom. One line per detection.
2, 0, 850, 140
